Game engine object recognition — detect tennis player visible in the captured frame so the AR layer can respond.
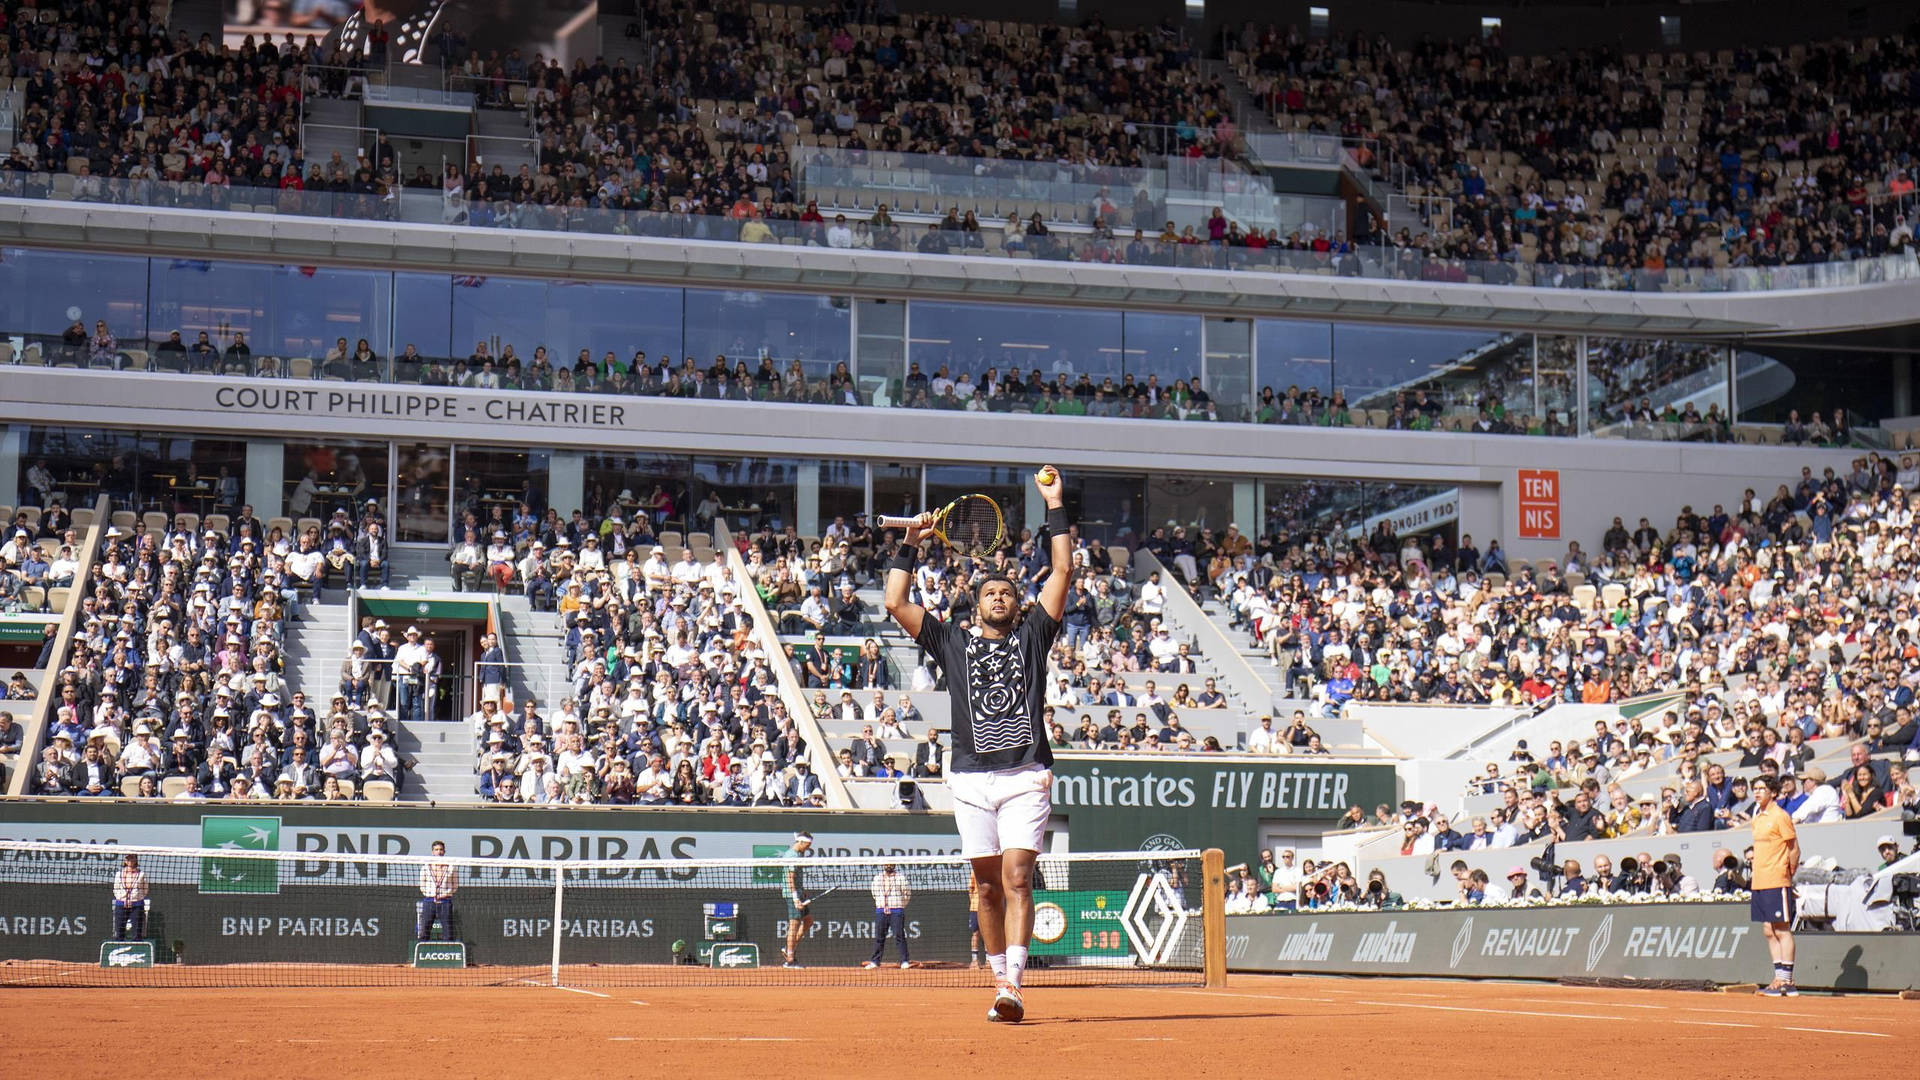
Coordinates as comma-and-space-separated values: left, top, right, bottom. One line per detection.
884, 466, 1070, 1023
1749, 776, 1800, 996
780, 831, 815, 969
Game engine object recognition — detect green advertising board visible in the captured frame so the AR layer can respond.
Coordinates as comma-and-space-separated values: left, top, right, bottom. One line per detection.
200, 816, 282, 894
1030, 889, 1131, 959
1048, 756, 1398, 855
99, 941, 155, 968
358, 597, 492, 622
411, 941, 468, 968
709, 943, 759, 969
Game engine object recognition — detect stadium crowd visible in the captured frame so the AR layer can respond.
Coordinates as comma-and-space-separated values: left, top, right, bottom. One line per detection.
26, 498, 412, 801
442, 500, 838, 807
1216, 452, 1920, 718
9, 0, 1920, 289
1234, 28, 1920, 279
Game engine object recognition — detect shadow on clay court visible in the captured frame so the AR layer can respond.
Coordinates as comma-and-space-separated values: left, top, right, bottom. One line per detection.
1018, 1011, 1306, 1025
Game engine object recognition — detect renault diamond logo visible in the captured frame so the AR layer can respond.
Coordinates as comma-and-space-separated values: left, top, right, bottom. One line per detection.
1449, 916, 1474, 970
1586, 914, 1614, 973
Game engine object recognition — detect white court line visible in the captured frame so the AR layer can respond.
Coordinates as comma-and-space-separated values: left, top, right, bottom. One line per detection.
1676, 1020, 1757, 1029
609, 1036, 795, 1043
1784, 1026, 1892, 1039
1516, 998, 1824, 1019
553, 986, 610, 998
629, 1000, 649, 1006
1167, 990, 1341, 1004
1508, 998, 1666, 1010
1353, 1000, 1619, 1022
1182, 988, 1608, 1018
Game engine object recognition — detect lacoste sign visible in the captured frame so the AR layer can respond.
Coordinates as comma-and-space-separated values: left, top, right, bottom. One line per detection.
98, 941, 154, 968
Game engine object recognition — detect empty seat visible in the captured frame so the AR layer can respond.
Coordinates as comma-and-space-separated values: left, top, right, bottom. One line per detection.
361, 780, 396, 803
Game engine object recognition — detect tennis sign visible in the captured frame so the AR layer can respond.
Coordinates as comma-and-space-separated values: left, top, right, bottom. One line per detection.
99, 941, 154, 968
709, 943, 760, 968
1049, 758, 1396, 855
410, 941, 468, 968
200, 816, 281, 895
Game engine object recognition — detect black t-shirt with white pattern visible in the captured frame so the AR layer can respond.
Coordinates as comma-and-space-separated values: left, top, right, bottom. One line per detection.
914, 606, 1059, 773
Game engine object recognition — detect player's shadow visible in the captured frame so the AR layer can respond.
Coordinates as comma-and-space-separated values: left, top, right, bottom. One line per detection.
1020, 1011, 1298, 1025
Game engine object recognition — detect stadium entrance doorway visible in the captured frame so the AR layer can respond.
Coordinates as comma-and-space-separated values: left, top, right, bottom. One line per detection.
355, 595, 495, 722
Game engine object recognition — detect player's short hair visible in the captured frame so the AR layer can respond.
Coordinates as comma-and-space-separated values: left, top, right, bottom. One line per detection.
793, 831, 813, 843
974, 573, 1018, 600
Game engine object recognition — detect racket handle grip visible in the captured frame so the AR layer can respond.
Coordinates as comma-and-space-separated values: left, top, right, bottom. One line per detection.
877, 515, 918, 528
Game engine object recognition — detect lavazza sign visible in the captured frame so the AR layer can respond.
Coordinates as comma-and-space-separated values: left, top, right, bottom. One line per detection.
1235, 903, 1773, 985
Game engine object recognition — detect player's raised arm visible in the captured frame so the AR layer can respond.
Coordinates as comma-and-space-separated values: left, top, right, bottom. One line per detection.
1035, 466, 1071, 621
884, 514, 934, 639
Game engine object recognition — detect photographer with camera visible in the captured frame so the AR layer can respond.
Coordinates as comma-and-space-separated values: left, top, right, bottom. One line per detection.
1357, 868, 1402, 909
1651, 853, 1699, 896
1711, 849, 1749, 894
1609, 855, 1652, 895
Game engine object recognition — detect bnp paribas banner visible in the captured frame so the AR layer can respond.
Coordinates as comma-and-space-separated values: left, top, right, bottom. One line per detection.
1227, 903, 1920, 992
0, 801, 964, 862
1049, 756, 1398, 855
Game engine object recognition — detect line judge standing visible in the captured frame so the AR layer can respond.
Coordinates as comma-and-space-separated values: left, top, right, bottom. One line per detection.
864, 863, 913, 969
112, 853, 149, 941
416, 840, 458, 941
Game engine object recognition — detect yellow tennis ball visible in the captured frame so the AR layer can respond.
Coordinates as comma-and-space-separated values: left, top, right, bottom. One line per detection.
1035, 466, 1057, 485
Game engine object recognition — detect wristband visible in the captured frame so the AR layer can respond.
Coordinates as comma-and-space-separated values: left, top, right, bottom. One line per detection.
889, 548, 917, 574
1045, 507, 1069, 534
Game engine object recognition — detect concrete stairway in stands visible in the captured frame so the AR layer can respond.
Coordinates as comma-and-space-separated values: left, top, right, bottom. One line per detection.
283, 597, 352, 723
1193, 592, 1295, 704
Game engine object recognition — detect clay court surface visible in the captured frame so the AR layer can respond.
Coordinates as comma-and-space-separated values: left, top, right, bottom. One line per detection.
4, 976, 1914, 1078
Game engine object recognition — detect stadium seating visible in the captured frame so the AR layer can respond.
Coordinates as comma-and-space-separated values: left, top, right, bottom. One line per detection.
1232, 30, 1920, 279
5, 0, 1915, 293
459, 519, 825, 807
24, 504, 401, 801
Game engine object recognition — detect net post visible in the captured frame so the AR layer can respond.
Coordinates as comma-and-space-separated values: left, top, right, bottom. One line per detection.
1201, 848, 1227, 989
550, 867, 565, 987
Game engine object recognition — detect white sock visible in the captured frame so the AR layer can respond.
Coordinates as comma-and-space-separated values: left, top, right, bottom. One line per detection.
987, 952, 1007, 981
1006, 945, 1028, 988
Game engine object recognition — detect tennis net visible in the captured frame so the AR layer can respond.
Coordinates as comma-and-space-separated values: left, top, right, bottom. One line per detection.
0, 841, 1224, 987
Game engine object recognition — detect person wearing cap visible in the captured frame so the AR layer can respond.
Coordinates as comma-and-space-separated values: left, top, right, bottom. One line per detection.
477, 751, 513, 799
393, 626, 430, 725
1875, 835, 1906, 870
485, 530, 517, 593
116, 722, 162, 780
1790, 767, 1842, 824
779, 831, 817, 968
1502, 865, 1538, 902
518, 541, 554, 611
340, 641, 376, 708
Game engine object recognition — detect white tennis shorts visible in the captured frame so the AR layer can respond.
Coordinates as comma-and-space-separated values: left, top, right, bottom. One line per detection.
948, 763, 1052, 858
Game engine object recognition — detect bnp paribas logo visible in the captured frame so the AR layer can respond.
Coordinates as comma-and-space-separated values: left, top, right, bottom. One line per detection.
200, 816, 282, 895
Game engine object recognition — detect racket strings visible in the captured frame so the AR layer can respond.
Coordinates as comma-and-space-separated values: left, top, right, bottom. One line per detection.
941, 495, 1005, 557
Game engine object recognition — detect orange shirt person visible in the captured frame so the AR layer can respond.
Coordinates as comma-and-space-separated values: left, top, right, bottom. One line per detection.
1748, 776, 1801, 996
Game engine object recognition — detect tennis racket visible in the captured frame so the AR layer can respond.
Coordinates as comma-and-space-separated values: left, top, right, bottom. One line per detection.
796, 886, 840, 908
880, 494, 1006, 558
